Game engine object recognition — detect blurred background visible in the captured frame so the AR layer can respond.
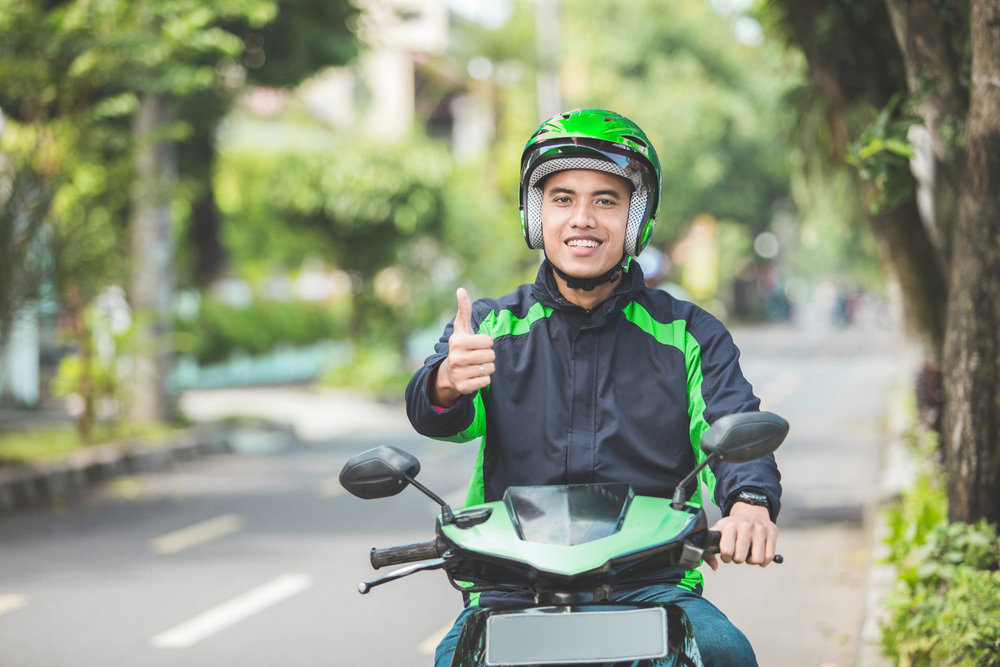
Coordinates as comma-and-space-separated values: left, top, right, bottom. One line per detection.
1, 1, 998, 666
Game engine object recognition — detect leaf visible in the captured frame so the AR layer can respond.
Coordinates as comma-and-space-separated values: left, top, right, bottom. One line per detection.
884, 138, 916, 159
89, 93, 139, 120
857, 138, 886, 161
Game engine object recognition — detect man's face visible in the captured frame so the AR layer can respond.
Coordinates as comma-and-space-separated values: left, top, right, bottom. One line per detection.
541, 169, 632, 279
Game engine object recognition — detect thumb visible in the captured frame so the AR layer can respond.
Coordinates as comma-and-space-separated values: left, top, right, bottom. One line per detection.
453, 288, 474, 336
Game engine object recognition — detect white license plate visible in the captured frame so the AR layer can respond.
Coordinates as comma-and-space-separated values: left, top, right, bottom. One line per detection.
484, 607, 667, 666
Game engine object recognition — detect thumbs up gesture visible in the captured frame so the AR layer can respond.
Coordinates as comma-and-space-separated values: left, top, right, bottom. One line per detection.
431, 288, 495, 408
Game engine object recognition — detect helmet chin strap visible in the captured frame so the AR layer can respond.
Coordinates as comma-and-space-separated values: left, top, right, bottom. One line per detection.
550, 253, 629, 292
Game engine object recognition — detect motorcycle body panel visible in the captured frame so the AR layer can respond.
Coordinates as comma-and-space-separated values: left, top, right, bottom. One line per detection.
438, 488, 702, 580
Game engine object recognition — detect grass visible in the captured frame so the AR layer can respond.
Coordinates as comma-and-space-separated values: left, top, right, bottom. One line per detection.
0, 422, 182, 466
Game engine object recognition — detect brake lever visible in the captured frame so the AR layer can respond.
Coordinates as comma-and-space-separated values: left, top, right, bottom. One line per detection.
358, 557, 447, 594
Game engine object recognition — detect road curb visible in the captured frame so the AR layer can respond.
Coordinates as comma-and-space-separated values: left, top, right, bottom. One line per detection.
0, 422, 290, 515
853, 393, 919, 667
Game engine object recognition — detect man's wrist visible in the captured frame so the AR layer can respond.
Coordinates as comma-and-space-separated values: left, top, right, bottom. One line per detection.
429, 361, 460, 408
726, 487, 777, 522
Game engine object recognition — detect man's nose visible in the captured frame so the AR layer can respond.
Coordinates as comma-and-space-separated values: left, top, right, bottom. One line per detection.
568, 202, 596, 228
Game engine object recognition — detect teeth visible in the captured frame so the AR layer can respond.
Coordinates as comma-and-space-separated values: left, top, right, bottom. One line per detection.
567, 239, 600, 248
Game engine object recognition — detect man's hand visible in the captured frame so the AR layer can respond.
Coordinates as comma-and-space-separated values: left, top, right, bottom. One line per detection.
430, 288, 495, 408
703, 502, 778, 570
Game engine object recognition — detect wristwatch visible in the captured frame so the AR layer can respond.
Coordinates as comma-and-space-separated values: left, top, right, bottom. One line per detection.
736, 489, 770, 509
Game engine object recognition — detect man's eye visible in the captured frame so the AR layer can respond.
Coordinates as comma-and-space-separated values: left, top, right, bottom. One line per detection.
598, 198, 617, 205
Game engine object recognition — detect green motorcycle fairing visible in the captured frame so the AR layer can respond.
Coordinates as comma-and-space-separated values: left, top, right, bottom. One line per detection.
438, 483, 704, 583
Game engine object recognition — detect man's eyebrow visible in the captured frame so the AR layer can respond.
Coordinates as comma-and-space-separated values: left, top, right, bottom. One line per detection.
546, 187, 624, 198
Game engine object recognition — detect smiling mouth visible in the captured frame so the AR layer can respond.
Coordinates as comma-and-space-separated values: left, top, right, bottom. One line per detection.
566, 239, 602, 248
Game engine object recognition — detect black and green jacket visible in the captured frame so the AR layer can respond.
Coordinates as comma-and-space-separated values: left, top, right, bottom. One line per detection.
405, 260, 781, 601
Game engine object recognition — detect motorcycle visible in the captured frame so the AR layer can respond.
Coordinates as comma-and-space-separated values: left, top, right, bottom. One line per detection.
340, 411, 788, 666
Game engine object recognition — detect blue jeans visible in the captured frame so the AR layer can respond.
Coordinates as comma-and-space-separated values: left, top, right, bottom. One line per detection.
434, 585, 757, 667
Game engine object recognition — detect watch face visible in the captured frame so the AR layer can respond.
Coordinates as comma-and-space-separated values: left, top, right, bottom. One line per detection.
739, 491, 769, 506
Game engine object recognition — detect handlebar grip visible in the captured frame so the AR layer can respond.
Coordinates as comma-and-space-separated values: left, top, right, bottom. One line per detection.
703, 529, 783, 564
707, 530, 722, 553
370, 539, 442, 570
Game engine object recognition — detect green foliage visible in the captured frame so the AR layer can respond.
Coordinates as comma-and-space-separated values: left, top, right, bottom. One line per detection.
881, 429, 1000, 666
846, 94, 920, 213
0, 423, 177, 465
321, 345, 413, 400
216, 134, 459, 344
564, 0, 803, 243
0, 152, 51, 348
174, 297, 349, 365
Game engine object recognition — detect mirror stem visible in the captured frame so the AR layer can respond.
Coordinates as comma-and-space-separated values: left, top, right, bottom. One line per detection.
404, 473, 456, 525
671, 453, 717, 510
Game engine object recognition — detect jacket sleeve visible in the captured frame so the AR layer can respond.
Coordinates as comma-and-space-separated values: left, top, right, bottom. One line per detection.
687, 313, 782, 521
404, 303, 490, 443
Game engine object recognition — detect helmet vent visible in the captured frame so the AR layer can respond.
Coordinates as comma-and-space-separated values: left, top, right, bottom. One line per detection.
621, 134, 647, 148
562, 113, 571, 119
604, 117, 613, 122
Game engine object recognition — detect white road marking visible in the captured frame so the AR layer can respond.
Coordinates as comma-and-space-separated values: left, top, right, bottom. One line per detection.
151, 574, 314, 648
418, 620, 454, 655
317, 476, 347, 498
0, 594, 28, 616
149, 514, 244, 555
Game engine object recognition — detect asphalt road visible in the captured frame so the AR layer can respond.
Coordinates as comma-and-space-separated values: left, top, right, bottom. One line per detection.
0, 321, 899, 667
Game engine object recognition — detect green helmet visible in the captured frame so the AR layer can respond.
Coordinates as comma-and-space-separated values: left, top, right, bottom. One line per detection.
519, 109, 662, 257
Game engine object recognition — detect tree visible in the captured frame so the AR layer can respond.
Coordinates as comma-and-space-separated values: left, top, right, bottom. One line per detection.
941, 0, 1000, 525
180, 0, 359, 287
0, 0, 280, 431
766, 0, 1000, 525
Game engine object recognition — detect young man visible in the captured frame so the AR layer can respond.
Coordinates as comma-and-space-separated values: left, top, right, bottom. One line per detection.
405, 109, 781, 666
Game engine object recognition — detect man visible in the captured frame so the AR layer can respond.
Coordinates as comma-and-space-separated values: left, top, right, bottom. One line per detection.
405, 109, 781, 666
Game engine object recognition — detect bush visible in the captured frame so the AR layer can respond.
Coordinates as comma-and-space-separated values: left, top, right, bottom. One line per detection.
320, 345, 414, 401
176, 298, 350, 365
881, 429, 1000, 666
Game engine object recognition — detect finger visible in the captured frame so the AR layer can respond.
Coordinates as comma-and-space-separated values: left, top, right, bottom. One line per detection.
749, 524, 767, 566
452, 361, 495, 381
452, 349, 496, 367
763, 526, 778, 566
732, 522, 752, 564
453, 288, 474, 336
719, 524, 737, 564
456, 375, 491, 394
703, 553, 718, 571
450, 335, 495, 353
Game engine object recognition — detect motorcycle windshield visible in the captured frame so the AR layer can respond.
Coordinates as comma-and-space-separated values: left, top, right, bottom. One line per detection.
503, 483, 634, 546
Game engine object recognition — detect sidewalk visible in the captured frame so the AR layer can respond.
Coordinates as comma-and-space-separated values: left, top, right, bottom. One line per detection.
179, 386, 414, 441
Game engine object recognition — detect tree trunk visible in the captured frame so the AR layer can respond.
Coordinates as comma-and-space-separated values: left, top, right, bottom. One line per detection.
185, 131, 227, 287
65, 281, 94, 438
129, 93, 176, 423
883, 0, 967, 171
942, 0, 1000, 525
866, 189, 949, 360
883, 0, 968, 282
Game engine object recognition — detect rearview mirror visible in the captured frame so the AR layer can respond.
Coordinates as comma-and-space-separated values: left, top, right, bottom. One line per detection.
339, 446, 421, 500
700, 412, 788, 463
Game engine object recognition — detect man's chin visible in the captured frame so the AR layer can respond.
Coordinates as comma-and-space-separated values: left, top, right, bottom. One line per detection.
550, 257, 618, 282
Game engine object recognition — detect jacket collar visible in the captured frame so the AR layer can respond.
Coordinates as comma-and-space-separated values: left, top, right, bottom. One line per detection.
531, 258, 646, 319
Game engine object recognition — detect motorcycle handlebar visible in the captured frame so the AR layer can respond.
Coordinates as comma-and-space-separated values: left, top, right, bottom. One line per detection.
704, 530, 783, 564
370, 539, 444, 570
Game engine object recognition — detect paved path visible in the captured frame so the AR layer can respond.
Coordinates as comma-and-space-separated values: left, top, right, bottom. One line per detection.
0, 322, 899, 666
